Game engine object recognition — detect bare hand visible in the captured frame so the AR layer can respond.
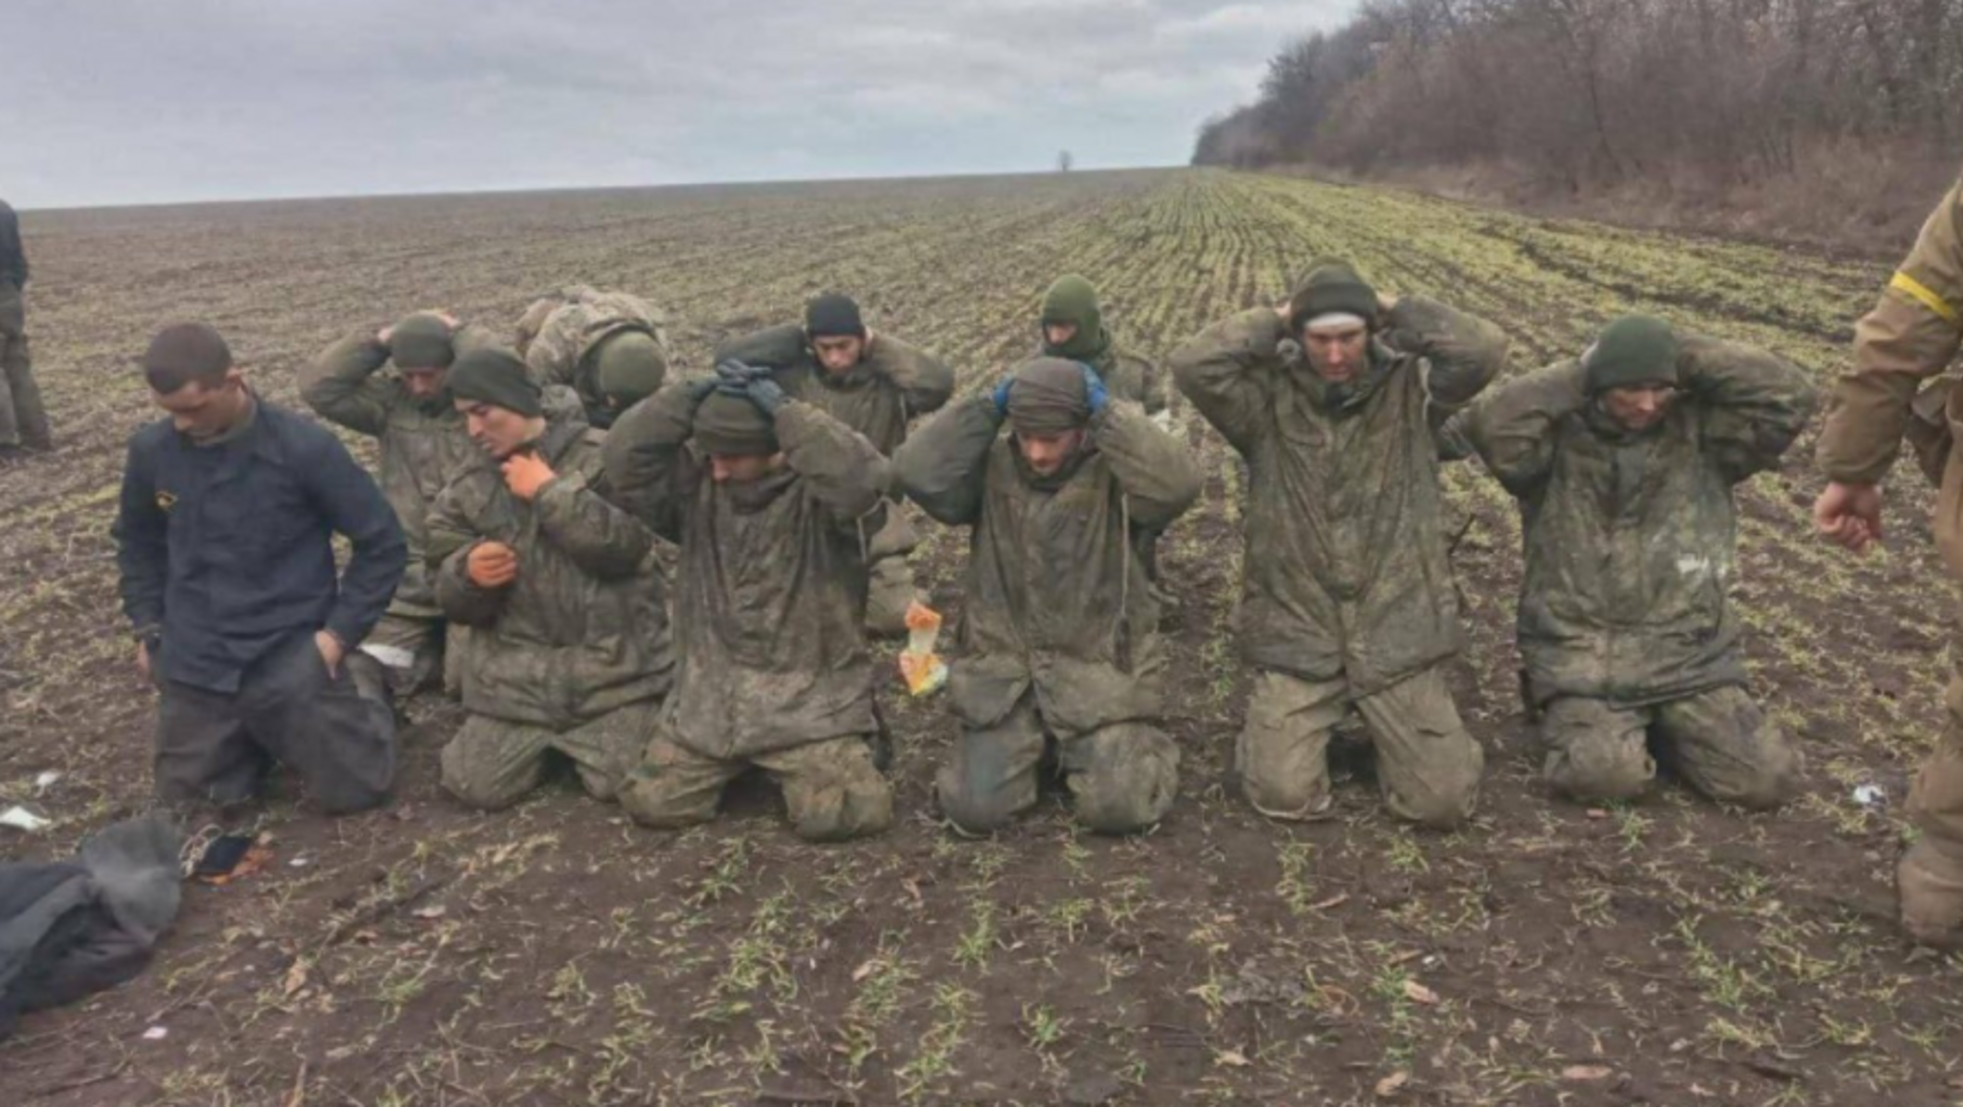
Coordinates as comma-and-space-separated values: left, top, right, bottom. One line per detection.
1814, 480, 1882, 554
467, 541, 520, 588
315, 630, 346, 679
501, 452, 557, 501
137, 641, 152, 681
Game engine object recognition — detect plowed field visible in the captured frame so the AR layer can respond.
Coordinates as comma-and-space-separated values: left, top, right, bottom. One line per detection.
3, 170, 1959, 1106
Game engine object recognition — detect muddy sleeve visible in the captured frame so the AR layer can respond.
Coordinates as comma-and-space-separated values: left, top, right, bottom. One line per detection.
533, 467, 656, 581
1456, 361, 1586, 496
776, 400, 891, 527
713, 323, 808, 370
1138, 355, 1171, 416
427, 484, 508, 628
111, 438, 168, 634
304, 431, 407, 648
1680, 333, 1820, 483
894, 394, 999, 526
298, 330, 395, 437
868, 334, 955, 419
1094, 401, 1202, 529
1169, 308, 1283, 456
1817, 184, 1963, 484
1382, 295, 1509, 412
601, 380, 703, 544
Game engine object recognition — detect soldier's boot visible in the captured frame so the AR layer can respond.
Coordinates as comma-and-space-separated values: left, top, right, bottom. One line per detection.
1899, 838, 1963, 950
1902, 727, 1963, 948
864, 555, 920, 639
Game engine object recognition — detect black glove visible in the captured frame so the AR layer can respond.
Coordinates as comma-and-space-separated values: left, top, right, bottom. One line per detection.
745, 373, 788, 416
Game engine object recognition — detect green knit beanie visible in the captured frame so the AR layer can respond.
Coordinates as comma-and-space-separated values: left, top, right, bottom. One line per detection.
1040, 275, 1105, 361
1286, 259, 1379, 335
389, 313, 456, 370
593, 330, 668, 408
447, 347, 542, 417
1583, 316, 1680, 394
694, 392, 779, 456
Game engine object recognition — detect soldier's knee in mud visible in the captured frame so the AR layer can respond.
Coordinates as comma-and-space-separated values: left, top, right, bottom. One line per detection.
1724, 757, 1802, 812
937, 779, 1017, 836
791, 778, 894, 843
313, 774, 392, 816
1545, 740, 1652, 806
1393, 783, 1478, 832
1069, 753, 1178, 836
1239, 767, 1328, 823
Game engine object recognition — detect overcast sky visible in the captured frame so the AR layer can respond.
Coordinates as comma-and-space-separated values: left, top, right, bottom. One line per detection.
1, 0, 1352, 209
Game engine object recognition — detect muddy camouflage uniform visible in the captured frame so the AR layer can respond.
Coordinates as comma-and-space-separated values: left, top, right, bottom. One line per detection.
0, 199, 50, 452
301, 323, 496, 692
895, 394, 1199, 833
715, 323, 955, 634
425, 413, 673, 809
518, 286, 670, 428
1454, 337, 1816, 807
603, 383, 895, 841
1170, 297, 1506, 828
1817, 179, 1963, 947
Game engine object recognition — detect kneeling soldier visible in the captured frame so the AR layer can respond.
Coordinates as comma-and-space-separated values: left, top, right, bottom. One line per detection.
114, 324, 405, 814
897, 358, 1197, 833
1451, 316, 1816, 808
426, 349, 673, 810
604, 363, 895, 841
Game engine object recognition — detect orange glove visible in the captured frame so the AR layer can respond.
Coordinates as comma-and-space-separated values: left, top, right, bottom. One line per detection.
466, 541, 519, 588
501, 451, 557, 502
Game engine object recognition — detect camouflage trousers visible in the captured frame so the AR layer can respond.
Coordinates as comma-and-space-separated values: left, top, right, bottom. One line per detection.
357, 607, 447, 699
155, 630, 395, 815
865, 553, 921, 639
1237, 665, 1483, 830
1539, 686, 1800, 810
0, 285, 49, 451
864, 506, 923, 638
440, 699, 658, 811
1899, 645, 1963, 948
620, 732, 893, 842
937, 694, 1180, 836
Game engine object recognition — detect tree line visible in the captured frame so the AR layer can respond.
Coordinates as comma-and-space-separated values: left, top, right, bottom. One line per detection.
1195, 0, 1962, 202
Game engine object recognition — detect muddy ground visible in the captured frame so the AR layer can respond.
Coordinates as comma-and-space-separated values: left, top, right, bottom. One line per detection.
2, 170, 1960, 1106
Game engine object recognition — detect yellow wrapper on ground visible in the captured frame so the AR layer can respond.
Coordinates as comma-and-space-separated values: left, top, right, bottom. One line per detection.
899, 601, 947, 696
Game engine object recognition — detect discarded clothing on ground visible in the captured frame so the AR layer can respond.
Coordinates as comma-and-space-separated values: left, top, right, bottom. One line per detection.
0, 815, 183, 1039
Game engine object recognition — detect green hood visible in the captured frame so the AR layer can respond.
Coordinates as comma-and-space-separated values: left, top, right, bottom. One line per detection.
1040, 275, 1112, 363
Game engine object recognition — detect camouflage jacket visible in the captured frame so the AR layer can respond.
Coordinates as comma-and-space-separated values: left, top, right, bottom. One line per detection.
1170, 297, 1507, 692
1455, 338, 1816, 707
602, 385, 890, 759
713, 325, 954, 457
1819, 180, 1963, 577
426, 414, 672, 729
518, 286, 670, 427
1043, 335, 1168, 416
896, 397, 1200, 732
299, 324, 497, 616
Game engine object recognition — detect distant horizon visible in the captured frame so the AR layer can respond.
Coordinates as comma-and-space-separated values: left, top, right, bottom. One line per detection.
1, 0, 1350, 211
11, 163, 1188, 216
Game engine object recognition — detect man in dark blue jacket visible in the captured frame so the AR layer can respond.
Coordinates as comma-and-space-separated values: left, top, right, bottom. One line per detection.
112, 323, 406, 814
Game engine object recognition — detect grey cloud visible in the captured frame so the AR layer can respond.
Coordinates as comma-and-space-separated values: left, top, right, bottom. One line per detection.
1, 0, 1351, 208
